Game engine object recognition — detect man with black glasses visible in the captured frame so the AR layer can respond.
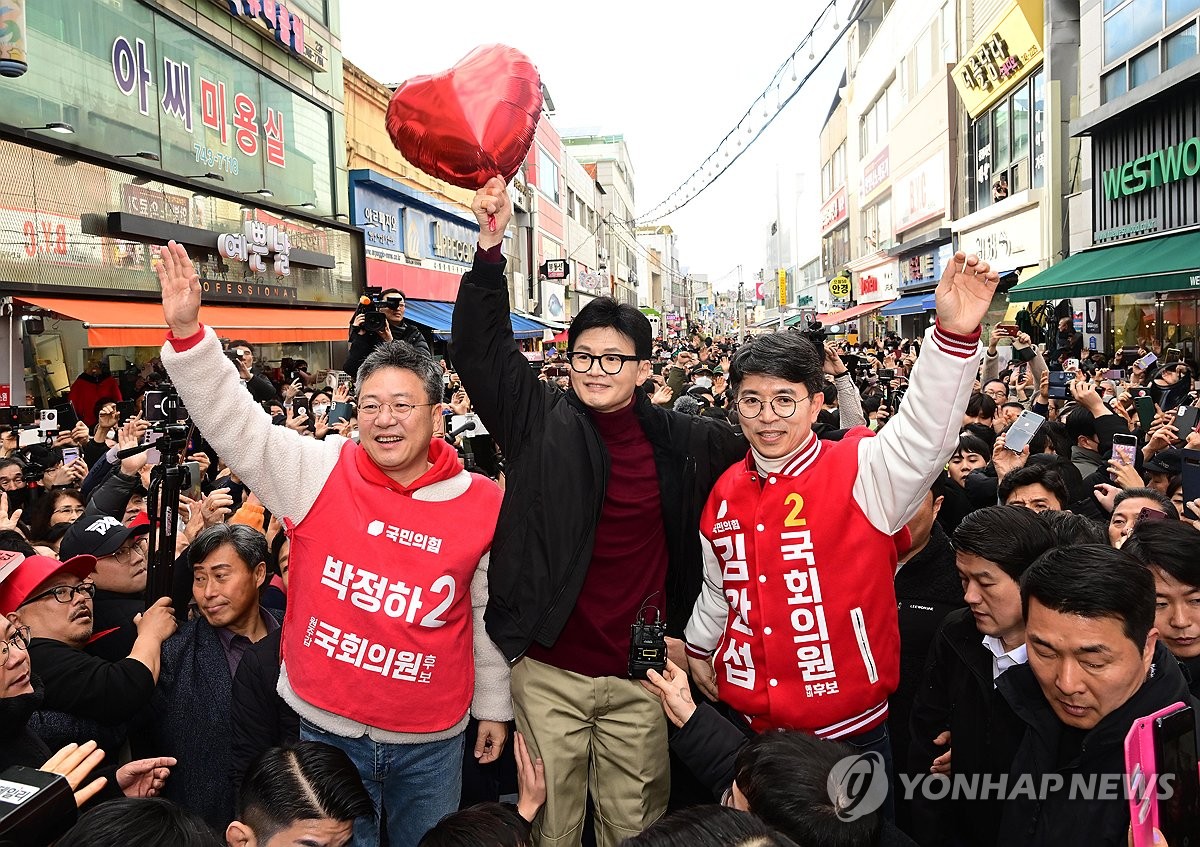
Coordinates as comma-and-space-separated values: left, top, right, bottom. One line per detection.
1, 552, 175, 764
453, 179, 747, 845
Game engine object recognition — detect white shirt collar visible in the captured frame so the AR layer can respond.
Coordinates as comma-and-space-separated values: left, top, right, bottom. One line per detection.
982, 634, 1028, 683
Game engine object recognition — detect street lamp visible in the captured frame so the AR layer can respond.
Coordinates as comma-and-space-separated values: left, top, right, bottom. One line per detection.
22, 122, 74, 134
115, 151, 160, 162
184, 172, 225, 182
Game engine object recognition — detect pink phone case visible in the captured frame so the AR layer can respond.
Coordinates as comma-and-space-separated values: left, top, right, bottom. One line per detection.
1125, 701, 1188, 847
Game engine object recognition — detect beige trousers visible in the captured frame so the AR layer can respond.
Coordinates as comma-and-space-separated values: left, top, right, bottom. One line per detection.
511, 656, 670, 847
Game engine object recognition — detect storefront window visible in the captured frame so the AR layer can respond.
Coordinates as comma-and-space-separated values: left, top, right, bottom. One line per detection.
968, 70, 1042, 212
1162, 294, 1200, 362
14, 0, 337, 213
822, 224, 850, 273
1111, 292, 1159, 350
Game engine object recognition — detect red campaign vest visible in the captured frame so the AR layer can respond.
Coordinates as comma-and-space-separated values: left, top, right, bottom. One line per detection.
704, 432, 901, 738
282, 441, 502, 733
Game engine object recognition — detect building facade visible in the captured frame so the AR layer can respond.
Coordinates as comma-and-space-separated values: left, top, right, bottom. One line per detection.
1, 0, 361, 405
1020, 0, 1200, 361
563, 134, 639, 306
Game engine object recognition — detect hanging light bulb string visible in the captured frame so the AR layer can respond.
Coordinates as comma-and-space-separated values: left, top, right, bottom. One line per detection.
636, 0, 844, 225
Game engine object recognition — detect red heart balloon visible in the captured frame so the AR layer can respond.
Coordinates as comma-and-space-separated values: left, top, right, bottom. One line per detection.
385, 45, 543, 190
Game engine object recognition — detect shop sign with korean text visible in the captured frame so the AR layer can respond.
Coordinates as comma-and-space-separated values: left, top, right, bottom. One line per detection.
951, 0, 1043, 119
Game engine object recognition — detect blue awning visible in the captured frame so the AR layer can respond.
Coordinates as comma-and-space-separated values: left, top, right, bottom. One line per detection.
880, 292, 936, 316
406, 299, 544, 341
403, 299, 455, 336
508, 313, 549, 339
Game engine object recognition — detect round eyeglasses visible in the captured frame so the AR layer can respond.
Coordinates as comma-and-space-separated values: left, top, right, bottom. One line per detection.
0, 625, 30, 659
736, 394, 812, 419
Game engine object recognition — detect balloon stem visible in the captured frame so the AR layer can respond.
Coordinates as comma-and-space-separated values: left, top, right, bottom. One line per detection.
488, 214, 497, 233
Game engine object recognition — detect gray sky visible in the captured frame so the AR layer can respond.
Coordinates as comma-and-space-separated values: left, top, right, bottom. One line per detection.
340, 0, 846, 289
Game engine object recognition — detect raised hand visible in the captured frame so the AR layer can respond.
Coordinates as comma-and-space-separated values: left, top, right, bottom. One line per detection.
154, 240, 202, 338
472, 176, 511, 249
935, 252, 1000, 336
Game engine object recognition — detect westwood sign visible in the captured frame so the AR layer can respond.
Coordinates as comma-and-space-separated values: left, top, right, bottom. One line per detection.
1102, 136, 1200, 201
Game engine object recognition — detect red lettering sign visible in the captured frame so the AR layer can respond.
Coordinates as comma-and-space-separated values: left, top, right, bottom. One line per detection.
860, 275, 879, 295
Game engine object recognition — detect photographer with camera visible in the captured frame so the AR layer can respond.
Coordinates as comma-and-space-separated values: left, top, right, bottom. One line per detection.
224, 342, 278, 405
343, 289, 432, 385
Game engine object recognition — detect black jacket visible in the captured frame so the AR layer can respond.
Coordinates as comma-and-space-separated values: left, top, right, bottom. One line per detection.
229, 627, 298, 791
996, 642, 1199, 847
671, 703, 916, 846
451, 254, 747, 660
907, 608, 1025, 846
86, 589, 144, 663
141, 617, 239, 830
890, 523, 964, 812
343, 316, 431, 380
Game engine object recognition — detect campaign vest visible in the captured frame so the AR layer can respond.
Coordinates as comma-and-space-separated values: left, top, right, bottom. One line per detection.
703, 433, 901, 738
282, 441, 502, 733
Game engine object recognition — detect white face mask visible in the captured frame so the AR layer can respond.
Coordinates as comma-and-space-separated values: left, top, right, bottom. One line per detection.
694, 376, 713, 389
311, 403, 330, 418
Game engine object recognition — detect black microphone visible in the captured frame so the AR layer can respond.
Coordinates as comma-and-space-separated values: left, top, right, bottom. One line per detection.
0, 766, 76, 847
448, 420, 477, 439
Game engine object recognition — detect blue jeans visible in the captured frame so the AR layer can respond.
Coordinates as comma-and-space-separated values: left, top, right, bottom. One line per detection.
300, 718, 465, 847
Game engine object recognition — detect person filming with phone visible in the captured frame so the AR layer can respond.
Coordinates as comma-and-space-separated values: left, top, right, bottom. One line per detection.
153, 241, 511, 847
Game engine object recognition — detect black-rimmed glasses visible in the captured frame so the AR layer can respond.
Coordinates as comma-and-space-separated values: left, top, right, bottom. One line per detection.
19, 581, 96, 608
566, 351, 643, 375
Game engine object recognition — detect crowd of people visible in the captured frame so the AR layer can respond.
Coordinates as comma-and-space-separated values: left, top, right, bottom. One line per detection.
0, 176, 1198, 847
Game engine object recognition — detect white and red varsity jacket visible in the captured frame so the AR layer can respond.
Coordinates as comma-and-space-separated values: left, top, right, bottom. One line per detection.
684, 321, 981, 739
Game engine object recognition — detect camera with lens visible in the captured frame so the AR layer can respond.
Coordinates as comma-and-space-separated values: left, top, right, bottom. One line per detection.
790, 317, 828, 354
143, 389, 188, 427
358, 287, 404, 334
0, 406, 37, 429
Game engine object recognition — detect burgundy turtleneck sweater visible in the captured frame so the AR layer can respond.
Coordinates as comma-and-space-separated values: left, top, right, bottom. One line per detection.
526, 397, 670, 678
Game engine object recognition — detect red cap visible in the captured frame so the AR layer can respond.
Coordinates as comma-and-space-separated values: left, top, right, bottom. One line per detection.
129, 512, 151, 530
0, 553, 98, 615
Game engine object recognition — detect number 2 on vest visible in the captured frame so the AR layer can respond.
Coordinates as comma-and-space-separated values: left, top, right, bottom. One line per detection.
783, 493, 807, 527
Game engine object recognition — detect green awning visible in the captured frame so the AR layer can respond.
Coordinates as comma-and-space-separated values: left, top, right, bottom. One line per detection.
1008, 230, 1200, 301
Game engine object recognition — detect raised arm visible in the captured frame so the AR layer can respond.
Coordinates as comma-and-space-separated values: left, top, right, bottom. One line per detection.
450, 178, 550, 461
154, 241, 341, 524
854, 253, 993, 534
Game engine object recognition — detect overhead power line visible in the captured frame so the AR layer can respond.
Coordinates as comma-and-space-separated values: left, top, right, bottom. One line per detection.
636, 0, 848, 224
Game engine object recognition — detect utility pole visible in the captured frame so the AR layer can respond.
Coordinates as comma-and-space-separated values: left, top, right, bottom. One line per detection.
737, 264, 745, 345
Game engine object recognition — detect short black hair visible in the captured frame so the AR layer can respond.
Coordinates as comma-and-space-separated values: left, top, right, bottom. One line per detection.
953, 432, 991, 459
952, 505, 1058, 581
1021, 545, 1156, 649
238, 742, 374, 841
1114, 487, 1180, 521
55, 798, 222, 847
621, 806, 799, 847
1039, 511, 1108, 546
226, 339, 252, 352
983, 379, 1008, 394
965, 393, 997, 419
418, 802, 532, 847
0, 529, 36, 556
1125, 520, 1200, 591
1001, 401, 1025, 413
735, 730, 881, 847
1064, 404, 1098, 443
998, 464, 1069, 510
568, 297, 653, 360
729, 333, 825, 401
